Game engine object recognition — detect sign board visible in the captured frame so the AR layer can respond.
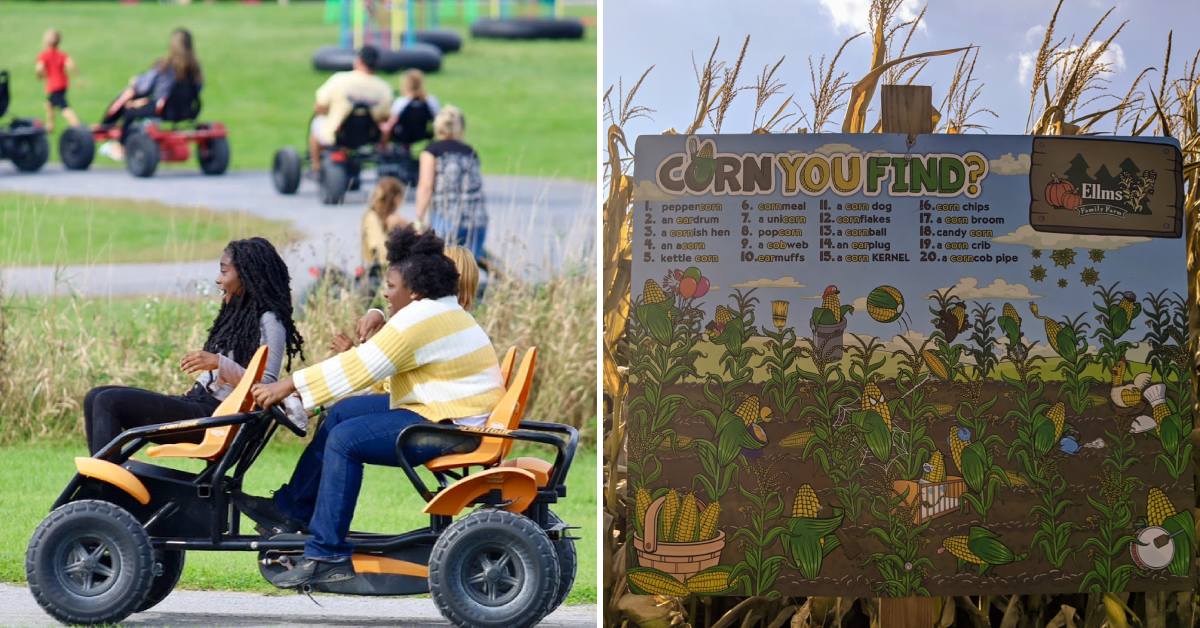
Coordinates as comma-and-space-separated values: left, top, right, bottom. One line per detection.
625, 133, 1191, 597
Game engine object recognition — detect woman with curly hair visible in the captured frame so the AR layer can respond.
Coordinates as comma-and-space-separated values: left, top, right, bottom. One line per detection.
241, 226, 503, 588
83, 237, 304, 454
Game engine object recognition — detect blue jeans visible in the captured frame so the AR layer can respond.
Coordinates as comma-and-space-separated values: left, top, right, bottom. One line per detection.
431, 214, 488, 262
272, 394, 446, 560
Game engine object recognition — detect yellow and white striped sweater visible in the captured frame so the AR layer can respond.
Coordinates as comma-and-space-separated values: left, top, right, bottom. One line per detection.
293, 296, 503, 422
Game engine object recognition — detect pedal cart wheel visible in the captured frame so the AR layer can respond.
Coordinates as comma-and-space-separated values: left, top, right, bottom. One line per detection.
429, 509, 560, 628
272, 147, 301, 194
135, 549, 185, 613
319, 155, 349, 204
124, 132, 160, 178
25, 500, 155, 626
197, 136, 230, 175
10, 132, 49, 172
546, 510, 577, 614
59, 126, 95, 170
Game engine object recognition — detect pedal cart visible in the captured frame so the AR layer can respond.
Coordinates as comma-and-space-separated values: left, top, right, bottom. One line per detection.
272, 104, 408, 205
0, 70, 50, 173
25, 345, 579, 627
58, 83, 230, 178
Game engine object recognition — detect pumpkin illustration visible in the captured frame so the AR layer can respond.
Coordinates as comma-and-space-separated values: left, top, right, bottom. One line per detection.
684, 136, 716, 189
1061, 191, 1082, 211
1044, 175, 1076, 208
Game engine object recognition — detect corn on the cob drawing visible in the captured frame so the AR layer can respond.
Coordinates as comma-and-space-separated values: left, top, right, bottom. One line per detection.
628, 568, 690, 596
949, 426, 970, 471
780, 430, 814, 448
1047, 402, 1066, 441
1147, 487, 1176, 527
923, 350, 950, 380
659, 489, 680, 540
942, 535, 986, 565
686, 567, 732, 594
821, 286, 843, 323
635, 488, 650, 532
793, 484, 820, 518
923, 450, 946, 483
715, 305, 735, 325
735, 395, 761, 426
1002, 303, 1020, 325
675, 493, 699, 542
643, 279, 667, 305
697, 142, 714, 159
941, 527, 1023, 574
698, 502, 720, 540
862, 381, 891, 428
866, 285, 904, 323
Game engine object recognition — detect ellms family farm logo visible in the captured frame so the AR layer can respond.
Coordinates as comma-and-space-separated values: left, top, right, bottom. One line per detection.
1045, 152, 1158, 217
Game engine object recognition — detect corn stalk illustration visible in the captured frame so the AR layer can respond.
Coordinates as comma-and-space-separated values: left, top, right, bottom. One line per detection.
954, 395, 1009, 522
1092, 283, 1141, 372
780, 484, 844, 581
797, 346, 867, 522
1140, 289, 1182, 382
1080, 423, 1140, 593
759, 300, 802, 416
927, 289, 967, 382
729, 458, 787, 597
1031, 303, 1096, 414
965, 302, 999, 380
889, 333, 938, 481
864, 488, 932, 596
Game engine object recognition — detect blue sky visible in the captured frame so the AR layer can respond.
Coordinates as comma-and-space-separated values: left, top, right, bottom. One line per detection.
603, 0, 1200, 139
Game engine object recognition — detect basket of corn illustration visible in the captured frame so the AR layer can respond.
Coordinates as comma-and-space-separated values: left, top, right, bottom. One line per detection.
891, 449, 966, 524
632, 489, 726, 582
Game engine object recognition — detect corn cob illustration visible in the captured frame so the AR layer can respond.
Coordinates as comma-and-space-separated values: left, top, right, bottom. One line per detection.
697, 142, 714, 159
780, 430, 814, 448
942, 535, 986, 565
735, 395, 761, 426
698, 501, 720, 540
923, 450, 946, 483
1047, 402, 1066, 441
628, 568, 690, 596
675, 493, 699, 542
1117, 292, 1137, 323
1147, 487, 1176, 527
635, 487, 650, 533
922, 349, 950, 380
686, 567, 732, 594
793, 484, 820, 518
1029, 303, 1062, 352
951, 302, 967, 330
715, 305, 735, 325
949, 426, 970, 471
1002, 302, 1020, 325
862, 381, 891, 428
659, 489, 680, 540
1143, 384, 1170, 426
643, 279, 667, 305
821, 286, 843, 322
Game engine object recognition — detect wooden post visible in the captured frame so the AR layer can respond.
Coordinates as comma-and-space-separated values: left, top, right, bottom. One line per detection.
877, 82, 940, 628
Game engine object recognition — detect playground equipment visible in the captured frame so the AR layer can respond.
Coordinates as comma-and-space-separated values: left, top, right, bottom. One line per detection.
314, 0, 461, 73
0, 70, 50, 173
470, 0, 584, 40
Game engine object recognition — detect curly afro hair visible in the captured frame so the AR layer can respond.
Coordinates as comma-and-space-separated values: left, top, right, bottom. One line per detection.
385, 226, 459, 300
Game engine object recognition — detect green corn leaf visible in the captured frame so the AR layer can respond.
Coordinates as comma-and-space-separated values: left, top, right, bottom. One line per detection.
1032, 413, 1056, 457
1163, 510, 1194, 577
961, 442, 989, 492
636, 302, 674, 345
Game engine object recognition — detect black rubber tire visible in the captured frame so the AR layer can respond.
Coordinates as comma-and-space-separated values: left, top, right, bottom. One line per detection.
272, 147, 302, 194
197, 136, 230, 175
11, 132, 50, 172
135, 550, 185, 613
312, 44, 442, 73
545, 510, 577, 615
429, 509, 560, 628
124, 132, 160, 178
59, 126, 95, 171
25, 500, 155, 626
319, 156, 349, 205
408, 29, 464, 53
470, 18, 584, 40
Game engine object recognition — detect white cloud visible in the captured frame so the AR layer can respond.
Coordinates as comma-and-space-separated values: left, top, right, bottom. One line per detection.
812, 142, 863, 155
1024, 24, 1045, 43
731, 276, 806, 290
940, 277, 1040, 301
817, 0, 922, 32
1017, 40, 1125, 84
853, 296, 868, 310
632, 179, 680, 202
989, 152, 1030, 175
993, 225, 1150, 251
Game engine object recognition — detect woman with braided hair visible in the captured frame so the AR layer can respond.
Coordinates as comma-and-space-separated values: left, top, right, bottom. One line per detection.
83, 237, 305, 454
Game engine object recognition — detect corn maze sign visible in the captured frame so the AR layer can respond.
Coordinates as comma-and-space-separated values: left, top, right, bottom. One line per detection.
625, 133, 1191, 597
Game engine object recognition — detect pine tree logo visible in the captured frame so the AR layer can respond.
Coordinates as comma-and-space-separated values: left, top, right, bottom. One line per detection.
1048, 153, 1156, 218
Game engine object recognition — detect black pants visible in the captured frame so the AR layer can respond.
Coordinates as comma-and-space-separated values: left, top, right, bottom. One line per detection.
84, 384, 220, 455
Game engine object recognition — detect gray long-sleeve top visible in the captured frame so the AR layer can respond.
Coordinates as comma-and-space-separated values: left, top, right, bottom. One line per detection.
195, 311, 285, 401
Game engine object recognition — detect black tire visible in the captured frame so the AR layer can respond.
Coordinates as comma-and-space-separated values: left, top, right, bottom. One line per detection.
25, 500, 155, 626
10, 132, 50, 172
319, 156, 349, 205
429, 509, 560, 628
545, 510, 577, 615
470, 18, 585, 40
272, 147, 302, 194
197, 136, 230, 175
124, 132, 160, 178
312, 44, 442, 73
59, 126, 95, 170
409, 29, 464, 53
135, 550, 185, 613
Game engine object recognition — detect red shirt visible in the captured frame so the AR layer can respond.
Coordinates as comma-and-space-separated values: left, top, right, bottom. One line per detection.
38, 48, 69, 93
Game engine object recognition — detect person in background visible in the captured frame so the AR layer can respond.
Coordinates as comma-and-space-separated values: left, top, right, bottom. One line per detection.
308, 45, 393, 175
361, 177, 408, 276
414, 106, 488, 262
83, 238, 305, 454
382, 69, 439, 148
35, 28, 80, 133
443, 245, 480, 311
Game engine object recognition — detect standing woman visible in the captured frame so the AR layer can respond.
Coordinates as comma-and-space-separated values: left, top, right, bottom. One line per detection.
83, 238, 305, 454
413, 106, 488, 262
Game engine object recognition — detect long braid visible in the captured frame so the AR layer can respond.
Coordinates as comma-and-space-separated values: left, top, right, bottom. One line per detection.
203, 238, 305, 368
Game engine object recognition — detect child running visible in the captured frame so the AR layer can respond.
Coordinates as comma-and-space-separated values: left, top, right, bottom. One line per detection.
35, 29, 80, 132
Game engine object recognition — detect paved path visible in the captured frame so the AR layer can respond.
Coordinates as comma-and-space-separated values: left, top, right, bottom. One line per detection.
0, 165, 595, 296
0, 583, 596, 627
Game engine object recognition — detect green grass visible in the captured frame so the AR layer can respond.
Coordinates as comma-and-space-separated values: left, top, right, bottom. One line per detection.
0, 1, 595, 179
0, 440, 596, 605
0, 192, 297, 266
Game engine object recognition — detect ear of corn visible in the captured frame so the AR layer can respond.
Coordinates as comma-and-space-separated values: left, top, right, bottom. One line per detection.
793, 484, 821, 518
780, 430, 815, 448
715, 305, 734, 325
735, 395, 761, 425
686, 566, 733, 594
1030, 303, 1063, 352
675, 493, 699, 542
923, 450, 946, 482
1111, 360, 1126, 386
822, 292, 842, 322
1002, 302, 1020, 324
627, 567, 689, 597
635, 488, 651, 536
952, 303, 966, 329
923, 350, 950, 380
967, 526, 1019, 565
863, 382, 891, 428
659, 490, 680, 541
949, 426, 967, 470
1048, 402, 1066, 441
643, 279, 666, 305
1147, 487, 1176, 526
1162, 510, 1194, 577
943, 535, 985, 564
698, 501, 720, 540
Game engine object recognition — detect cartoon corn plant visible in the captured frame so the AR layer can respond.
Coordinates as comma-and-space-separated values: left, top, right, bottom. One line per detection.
1080, 424, 1140, 593
1143, 487, 1194, 578
691, 393, 770, 502
865, 488, 932, 596
759, 299, 802, 416
1141, 289, 1181, 382
706, 289, 761, 388
927, 289, 967, 382
1092, 283, 1140, 371
952, 396, 1010, 522
1149, 384, 1192, 480
889, 334, 938, 481
729, 459, 787, 597
847, 336, 891, 463
780, 485, 843, 580
940, 526, 1026, 575
1030, 303, 1095, 414
965, 302, 999, 380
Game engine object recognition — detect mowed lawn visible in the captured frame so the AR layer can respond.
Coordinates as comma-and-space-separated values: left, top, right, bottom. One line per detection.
0, 440, 597, 604
0, 2, 595, 180
0, 192, 296, 266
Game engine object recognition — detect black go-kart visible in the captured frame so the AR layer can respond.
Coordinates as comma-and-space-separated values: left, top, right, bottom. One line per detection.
0, 70, 50, 173
272, 104, 417, 205
25, 345, 579, 627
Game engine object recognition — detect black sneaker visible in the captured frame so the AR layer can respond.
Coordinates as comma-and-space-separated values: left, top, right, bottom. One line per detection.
271, 557, 355, 589
234, 492, 308, 535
